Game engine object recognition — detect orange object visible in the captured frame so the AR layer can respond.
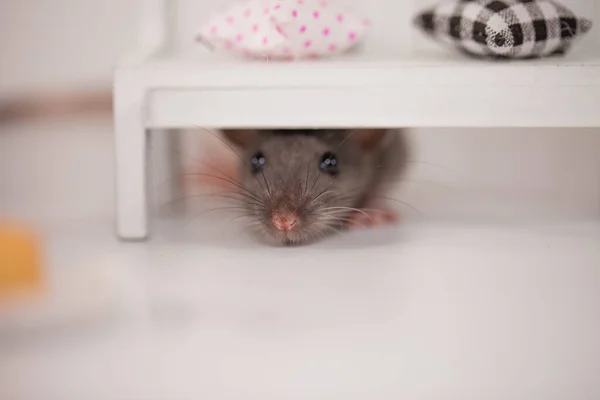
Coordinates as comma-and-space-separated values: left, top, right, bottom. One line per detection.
0, 224, 44, 297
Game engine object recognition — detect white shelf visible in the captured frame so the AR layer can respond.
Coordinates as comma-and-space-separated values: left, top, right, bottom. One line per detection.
121, 49, 600, 129
134, 48, 600, 88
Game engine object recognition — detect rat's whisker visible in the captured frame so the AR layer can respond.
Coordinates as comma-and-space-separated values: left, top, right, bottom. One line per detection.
164, 144, 270, 203
318, 213, 370, 229
160, 193, 241, 210
372, 196, 425, 216
179, 124, 271, 195
210, 194, 265, 209
317, 215, 355, 226
304, 225, 325, 241
209, 190, 265, 206
324, 223, 349, 234
185, 125, 245, 163
306, 128, 359, 196
156, 161, 237, 196
310, 181, 338, 203
241, 220, 264, 231
356, 208, 396, 214
168, 149, 238, 180
319, 206, 373, 221
406, 160, 454, 172
304, 162, 311, 197
180, 172, 262, 202
331, 129, 359, 156
307, 229, 323, 243
314, 222, 343, 236
220, 214, 262, 233
317, 210, 356, 217
260, 170, 272, 197
184, 206, 251, 229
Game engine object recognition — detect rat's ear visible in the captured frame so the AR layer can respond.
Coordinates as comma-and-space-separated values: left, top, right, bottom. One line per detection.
220, 129, 259, 149
353, 129, 388, 152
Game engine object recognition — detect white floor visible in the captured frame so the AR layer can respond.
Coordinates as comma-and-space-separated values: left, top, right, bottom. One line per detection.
1, 118, 600, 400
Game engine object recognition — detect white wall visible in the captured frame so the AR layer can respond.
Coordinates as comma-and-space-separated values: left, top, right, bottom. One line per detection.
401, 128, 600, 222
0, 0, 138, 98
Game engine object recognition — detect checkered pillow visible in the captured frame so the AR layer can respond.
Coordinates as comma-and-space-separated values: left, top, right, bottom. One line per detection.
414, 0, 593, 59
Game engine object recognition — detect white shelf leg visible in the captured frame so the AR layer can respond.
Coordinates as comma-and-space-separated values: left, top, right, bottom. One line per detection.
151, 130, 184, 214
114, 77, 148, 241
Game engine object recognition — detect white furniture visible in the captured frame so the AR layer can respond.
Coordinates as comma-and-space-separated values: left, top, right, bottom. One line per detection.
114, 0, 600, 240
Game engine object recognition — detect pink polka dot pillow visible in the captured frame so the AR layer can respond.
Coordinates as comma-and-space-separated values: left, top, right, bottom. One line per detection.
197, 0, 371, 60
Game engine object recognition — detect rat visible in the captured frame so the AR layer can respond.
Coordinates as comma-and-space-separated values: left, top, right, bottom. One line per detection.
201, 129, 410, 245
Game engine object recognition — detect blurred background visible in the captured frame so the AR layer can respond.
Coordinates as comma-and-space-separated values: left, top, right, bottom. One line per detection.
1, 0, 135, 226
1, 1, 600, 399
0, 0, 137, 101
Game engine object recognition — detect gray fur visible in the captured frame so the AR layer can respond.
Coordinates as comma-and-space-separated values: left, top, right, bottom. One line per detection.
222, 129, 410, 245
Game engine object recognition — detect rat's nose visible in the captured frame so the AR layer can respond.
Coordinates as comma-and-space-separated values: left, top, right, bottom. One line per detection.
272, 212, 298, 232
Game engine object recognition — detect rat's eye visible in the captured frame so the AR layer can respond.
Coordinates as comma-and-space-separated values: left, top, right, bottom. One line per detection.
319, 152, 339, 176
251, 152, 266, 174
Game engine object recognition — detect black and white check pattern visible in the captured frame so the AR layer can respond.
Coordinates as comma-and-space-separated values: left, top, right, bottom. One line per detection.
414, 0, 593, 59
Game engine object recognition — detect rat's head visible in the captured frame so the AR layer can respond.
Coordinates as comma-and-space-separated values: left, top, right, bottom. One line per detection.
222, 129, 389, 245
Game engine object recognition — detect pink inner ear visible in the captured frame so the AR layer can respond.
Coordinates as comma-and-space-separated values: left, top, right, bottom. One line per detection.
190, 145, 239, 193
356, 129, 387, 151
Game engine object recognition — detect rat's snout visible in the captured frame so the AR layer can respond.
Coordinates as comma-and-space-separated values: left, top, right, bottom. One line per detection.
272, 211, 298, 232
